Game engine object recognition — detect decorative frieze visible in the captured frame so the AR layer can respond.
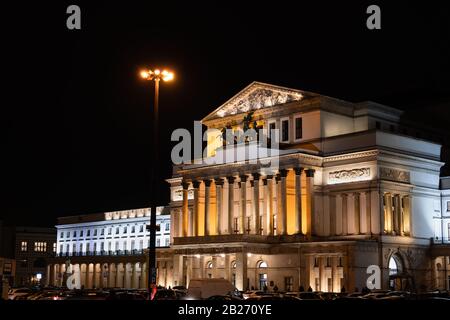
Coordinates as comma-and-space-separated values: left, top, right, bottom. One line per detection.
379, 167, 410, 183
328, 168, 370, 184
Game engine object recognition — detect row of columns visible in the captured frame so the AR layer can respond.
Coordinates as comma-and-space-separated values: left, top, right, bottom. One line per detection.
47, 262, 148, 289
383, 193, 411, 236
180, 168, 316, 237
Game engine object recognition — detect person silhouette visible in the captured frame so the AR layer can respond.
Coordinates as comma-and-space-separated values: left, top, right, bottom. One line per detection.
307, 286, 313, 292
299, 285, 305, 292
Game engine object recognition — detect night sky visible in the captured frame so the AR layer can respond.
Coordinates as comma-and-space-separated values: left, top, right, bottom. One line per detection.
3, 1, 450, 227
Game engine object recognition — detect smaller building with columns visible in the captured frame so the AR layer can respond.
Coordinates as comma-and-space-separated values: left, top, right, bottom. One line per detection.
47, 207, 174, 289
168, 82, 450, 293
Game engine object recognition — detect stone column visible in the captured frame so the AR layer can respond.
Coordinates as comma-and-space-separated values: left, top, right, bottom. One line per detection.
235, 250, 248, 291
305, 169, 315, 236
354, 193, 360, 234
215, 178, 224, 235
224, 254, 231, 281
394, 194, 402, 235
365, 191, 372, 234
204, 180, 212, 236
402, 195, 411, 236
182, 181, 190, 237
226, 177, 235, 235
342, 193, 348, 235
266, 176, 274, 235
329, 195, 336, 236
239, 175, 248, 234
279, 169, 288, 235
384, 193, 393, 234
294, 167, 304, 235
192, 181, 201, 236
251, 173, 261, 235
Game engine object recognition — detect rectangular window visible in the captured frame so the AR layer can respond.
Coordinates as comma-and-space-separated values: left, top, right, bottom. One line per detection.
123, 241, 127, 251
284, 276, 293, 292
131, 240, 135, 250
314, 257, 319, 268
80, 230, 83, 237
73, 243, 76, 253
295, 117, 302, 140
108, 228, 112, 235
53, 243, 56, 253
165, 223, 170, 231
74, 231, 77, 238
34, 242, 47, 252
101, 229, 105, 236
66, 244, 70, 253
448, 223, 450, 241
60, 232, 64, 239
124, 227, 127, 234
66, 231, 70, 238
101, 242, 105, 251
131, 226, 135, 233
21, 241, 28, 252
281, 119, 289, 142
447, 201, 450, 212
59, 244, 63, 253
86, 243, 90, 253
165, 238, 170, 247
94, 229, 97, 236
156, 239, 160, 247
140, 225, 144, 233
87, 230, 90, 237
338, 257, 343, 267
116, 227, 119, 234
268, 121, 276, 142
139, 240, 143, 250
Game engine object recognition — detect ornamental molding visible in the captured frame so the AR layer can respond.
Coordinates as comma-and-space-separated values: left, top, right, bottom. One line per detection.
323, 150, 378, 163
328, 168, 371, 184
203, 82, 307, 121
379, 167, 410, 183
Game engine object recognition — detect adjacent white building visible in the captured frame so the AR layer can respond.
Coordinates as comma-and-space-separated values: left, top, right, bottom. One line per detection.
47, 207, 173, 289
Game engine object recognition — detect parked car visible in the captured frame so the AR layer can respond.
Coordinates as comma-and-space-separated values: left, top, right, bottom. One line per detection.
8, 288, 32, 300
186, 278, 237, 300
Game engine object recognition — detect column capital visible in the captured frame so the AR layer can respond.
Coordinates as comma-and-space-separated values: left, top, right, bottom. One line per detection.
251, 172, 261, 180
239, 175, 249, 182
262, 179, 268, 186
192, 180, 201, 188
226, 176, 236, 184
294, 167, 304, 175
279, 169, 289, 178
182, 181, 190, 190
214, 178, 224, 186
305, 168, 315, 177
204, 179, 212, 187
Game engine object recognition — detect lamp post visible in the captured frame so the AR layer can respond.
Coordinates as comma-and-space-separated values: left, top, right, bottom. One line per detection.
140, 68, 174, 296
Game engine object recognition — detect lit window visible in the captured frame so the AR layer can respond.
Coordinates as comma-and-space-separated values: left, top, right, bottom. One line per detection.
207, 261, 213, 269
21, 241, 28, 252
34, 242, 47, 252
53, 243, 56, 253
258, 261, 268, 268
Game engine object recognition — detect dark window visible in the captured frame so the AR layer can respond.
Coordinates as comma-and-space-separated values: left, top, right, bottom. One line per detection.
284, 277, 294, 292
375, 121, 381, 129
269, 122, 276, 142
314, 257, 319, 268
295, 117, 302, 139
281, 120, 289, 142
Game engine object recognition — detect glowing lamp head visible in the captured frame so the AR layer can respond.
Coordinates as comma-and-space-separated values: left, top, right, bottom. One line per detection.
140, 70, 149, 79
162, 71, 174, 82
154, 69, 161, 75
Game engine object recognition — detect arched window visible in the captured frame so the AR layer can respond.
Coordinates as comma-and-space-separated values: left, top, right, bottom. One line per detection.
206, 261, 213, 269
258, 261, 268, 268
231, 261, 236, 269
389, 257, 398, 275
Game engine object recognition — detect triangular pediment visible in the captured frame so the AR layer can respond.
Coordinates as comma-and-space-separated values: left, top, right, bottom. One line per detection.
202, 82, 312, 122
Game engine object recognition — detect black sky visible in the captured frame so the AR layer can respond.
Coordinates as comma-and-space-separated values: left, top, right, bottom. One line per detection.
2, 1, 450, 227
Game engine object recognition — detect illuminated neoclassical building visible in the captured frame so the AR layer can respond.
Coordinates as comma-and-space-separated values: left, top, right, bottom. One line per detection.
168, 82, 450, 292
47, 207, 173, 289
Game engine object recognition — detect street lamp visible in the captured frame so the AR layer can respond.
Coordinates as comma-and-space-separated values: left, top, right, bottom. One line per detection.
140, 68, 174, 297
